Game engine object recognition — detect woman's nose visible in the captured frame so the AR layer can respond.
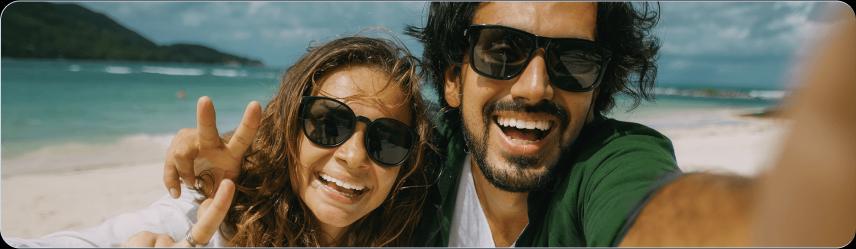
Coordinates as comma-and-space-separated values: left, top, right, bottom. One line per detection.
333, 123, 370, 169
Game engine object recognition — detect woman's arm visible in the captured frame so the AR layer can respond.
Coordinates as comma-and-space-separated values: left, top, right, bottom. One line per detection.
4, 184, 202, 247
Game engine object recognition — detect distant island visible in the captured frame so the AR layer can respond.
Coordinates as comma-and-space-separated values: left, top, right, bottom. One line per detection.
2, 2, 263, 66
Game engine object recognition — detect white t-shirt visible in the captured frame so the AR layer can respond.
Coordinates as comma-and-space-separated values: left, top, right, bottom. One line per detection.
448, 155, 496, 247
5, 185, 226, 247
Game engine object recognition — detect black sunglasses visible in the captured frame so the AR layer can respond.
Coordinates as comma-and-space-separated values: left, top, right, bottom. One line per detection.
464, 24, 612, 92
299, 96, 416, 166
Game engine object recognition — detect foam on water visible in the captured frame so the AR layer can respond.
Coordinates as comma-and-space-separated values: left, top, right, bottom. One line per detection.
104, 66, 132, 74
141, 66, 205, 76
654, 87, 788, 101
211, 68, 248, 78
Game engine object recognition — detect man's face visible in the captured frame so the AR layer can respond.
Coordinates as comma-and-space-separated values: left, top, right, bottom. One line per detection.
444, 2, 598, 192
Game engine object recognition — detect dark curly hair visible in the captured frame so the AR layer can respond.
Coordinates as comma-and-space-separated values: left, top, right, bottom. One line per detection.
405, 2, 661, 123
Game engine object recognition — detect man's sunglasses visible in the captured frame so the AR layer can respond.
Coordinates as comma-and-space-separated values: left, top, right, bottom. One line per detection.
299, 96, 416, 166
464, 24, 612, 92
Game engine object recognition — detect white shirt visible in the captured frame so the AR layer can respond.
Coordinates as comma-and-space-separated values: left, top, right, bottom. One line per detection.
5, 185, 226, 247
448, 154, 496, 247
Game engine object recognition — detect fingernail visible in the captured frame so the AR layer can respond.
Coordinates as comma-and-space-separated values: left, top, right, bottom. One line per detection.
169, 188, 179, 198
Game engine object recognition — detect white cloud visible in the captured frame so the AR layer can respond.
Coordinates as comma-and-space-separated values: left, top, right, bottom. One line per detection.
657, 2, 829, 58
666, 59, 691, 70
246, 2, 267, 16
232, 31, 251, 40
181, 10, 206, 27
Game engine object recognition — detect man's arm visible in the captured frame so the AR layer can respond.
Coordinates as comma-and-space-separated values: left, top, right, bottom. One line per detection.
619, 8, 855, 247
751, 7, 856, 246
619, 173, 755, 246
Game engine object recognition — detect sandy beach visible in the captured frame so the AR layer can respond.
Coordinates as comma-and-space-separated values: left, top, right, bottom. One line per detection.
1, 112, 789, 240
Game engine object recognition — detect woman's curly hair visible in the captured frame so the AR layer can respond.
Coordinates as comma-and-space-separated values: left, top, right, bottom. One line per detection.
206, 36, 432, 247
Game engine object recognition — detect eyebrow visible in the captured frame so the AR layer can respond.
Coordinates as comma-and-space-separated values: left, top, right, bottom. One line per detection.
486, 23, 595, 40
322, 94, 411, 125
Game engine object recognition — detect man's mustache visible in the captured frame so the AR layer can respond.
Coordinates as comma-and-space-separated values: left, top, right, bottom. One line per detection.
483, 99, 570, 129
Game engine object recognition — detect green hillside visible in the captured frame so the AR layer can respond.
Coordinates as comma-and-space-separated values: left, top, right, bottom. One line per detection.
2, 2, 263, 66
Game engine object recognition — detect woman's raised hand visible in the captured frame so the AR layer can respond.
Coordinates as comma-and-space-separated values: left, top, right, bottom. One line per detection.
163, 96, 261, 198
123, 179, 236, 247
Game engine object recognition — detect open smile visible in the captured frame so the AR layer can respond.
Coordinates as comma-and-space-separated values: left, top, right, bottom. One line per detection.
315, 172, 369, 202
490, 112, 559, 155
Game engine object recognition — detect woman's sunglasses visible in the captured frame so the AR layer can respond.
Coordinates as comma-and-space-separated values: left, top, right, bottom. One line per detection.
299, 96, 416, 166
464, 24, 612, 92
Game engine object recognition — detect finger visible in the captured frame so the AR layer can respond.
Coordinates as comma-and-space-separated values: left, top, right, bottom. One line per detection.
197, 198, 213, 221
226, 101, 261, 159
174, 155, 197, 189
197, 96, 222, 149
172, 240, 191, 248
190, 179, 235, 244
153, 234, 176, 247
163, 158, 181, 198
123, 231, 157, 247
172, 129, 200, 190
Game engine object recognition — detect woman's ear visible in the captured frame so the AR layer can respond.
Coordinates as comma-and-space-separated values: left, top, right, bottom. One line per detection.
444, 65, 462, 108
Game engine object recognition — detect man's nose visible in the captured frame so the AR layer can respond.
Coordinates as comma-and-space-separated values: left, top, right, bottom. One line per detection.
509, 50, 554, 104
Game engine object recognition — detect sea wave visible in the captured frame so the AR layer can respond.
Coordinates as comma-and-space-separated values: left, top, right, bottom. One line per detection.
654, 87, 787, 100
68, 64, 81, 72
2, 134, 174, 176
141, 66, 205, 76
211, 68, 248, 78
748, 90, 787, 100
104, 66, 132, 74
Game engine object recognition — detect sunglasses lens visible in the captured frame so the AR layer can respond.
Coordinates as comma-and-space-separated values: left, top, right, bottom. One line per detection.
547, 42, 606, 91
302, 98, 354, 146
367, 119, 414, 166
471, 27, 533, 79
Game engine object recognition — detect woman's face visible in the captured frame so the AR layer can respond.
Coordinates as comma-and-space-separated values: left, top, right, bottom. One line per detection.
295, 66, 411, 238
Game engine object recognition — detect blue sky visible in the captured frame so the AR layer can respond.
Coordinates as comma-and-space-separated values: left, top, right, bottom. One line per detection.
77, 1, 848, 89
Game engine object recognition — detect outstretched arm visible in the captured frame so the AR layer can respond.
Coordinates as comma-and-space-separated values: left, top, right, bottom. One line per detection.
619, 8, 856, 247
751, 8, 856, 246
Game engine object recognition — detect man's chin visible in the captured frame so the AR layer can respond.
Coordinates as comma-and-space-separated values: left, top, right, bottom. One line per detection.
476, 153, 557, 192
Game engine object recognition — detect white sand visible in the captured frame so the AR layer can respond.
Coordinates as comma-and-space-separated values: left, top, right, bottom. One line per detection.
665, 117, 790, 176
2, 163, 166, 239
0, 115, 790, 239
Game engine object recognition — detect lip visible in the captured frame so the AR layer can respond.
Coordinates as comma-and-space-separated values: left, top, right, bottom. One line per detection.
490, 117, 556, 156
313, 172, 368, 205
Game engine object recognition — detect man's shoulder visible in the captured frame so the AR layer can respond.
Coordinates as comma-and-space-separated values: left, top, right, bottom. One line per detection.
569, 118, 675, 163
592, 118, 671, 146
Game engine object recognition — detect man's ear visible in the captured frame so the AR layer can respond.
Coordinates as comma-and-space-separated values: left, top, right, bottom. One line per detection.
587, 88, 599, 122
444, 65, 462, 108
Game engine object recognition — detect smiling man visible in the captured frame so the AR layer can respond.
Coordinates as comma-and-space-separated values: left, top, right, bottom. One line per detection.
407, 2, 679, 247
155, 2, 680, 247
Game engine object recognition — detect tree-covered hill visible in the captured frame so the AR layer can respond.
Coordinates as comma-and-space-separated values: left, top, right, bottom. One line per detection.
2, 2, 263, 66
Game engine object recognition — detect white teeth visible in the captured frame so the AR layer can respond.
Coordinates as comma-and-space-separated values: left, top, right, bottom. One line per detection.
320, 173, 365, 191
496, 117, 552, 131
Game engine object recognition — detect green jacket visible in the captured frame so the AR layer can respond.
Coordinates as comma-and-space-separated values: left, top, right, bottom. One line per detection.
413, 116, 680, 246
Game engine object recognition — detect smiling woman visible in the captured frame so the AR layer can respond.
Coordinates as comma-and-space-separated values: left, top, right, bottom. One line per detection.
4, 36, 434, 247
217, 36, 432, 246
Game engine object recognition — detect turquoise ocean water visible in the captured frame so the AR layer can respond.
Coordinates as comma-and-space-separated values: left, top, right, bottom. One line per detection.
2, 59, 282, 157
1, 59, 783, 174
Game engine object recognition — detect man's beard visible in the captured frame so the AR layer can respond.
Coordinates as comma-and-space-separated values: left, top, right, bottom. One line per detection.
461, 99, 570, 192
